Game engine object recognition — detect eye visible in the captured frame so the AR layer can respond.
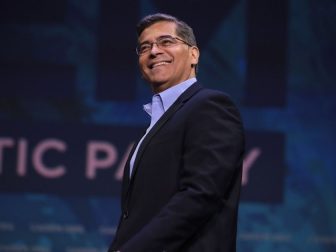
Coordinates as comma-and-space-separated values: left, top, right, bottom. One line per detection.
158, 37, 175, 47
139, 43, 151, 53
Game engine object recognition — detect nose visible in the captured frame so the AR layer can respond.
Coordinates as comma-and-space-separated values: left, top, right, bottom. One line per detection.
150, 42, 162, 55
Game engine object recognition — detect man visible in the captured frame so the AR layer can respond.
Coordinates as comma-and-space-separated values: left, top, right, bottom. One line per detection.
109, 13, 245, 252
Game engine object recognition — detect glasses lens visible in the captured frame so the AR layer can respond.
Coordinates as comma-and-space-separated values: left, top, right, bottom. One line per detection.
136, 36, 187, 55
137, 43, 150, 55
157, 36, 176, 47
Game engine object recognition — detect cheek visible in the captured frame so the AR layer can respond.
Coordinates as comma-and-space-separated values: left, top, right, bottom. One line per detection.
138, 59, 144, 69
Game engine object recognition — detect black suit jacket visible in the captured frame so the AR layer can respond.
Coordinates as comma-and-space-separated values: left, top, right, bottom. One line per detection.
109, 83, 245, 252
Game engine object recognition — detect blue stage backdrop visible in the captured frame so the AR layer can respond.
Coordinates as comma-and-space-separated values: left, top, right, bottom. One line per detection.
0, 0, 335, 251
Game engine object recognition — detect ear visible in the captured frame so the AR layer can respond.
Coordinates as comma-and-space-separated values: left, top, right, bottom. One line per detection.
190, 46, 200, 66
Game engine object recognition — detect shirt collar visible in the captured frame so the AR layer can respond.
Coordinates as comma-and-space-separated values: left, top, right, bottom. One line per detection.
143, 77, 197, 116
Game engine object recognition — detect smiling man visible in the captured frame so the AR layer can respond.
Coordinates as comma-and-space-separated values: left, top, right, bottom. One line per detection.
137, 20, 199, 93
109, 13, 245, 252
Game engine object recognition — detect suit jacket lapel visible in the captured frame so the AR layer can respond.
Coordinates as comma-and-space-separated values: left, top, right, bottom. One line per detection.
129, 82, 202, 184
121, 131, 146, 201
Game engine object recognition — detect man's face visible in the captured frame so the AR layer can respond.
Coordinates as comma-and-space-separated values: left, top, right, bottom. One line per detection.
138, 21, 199, 93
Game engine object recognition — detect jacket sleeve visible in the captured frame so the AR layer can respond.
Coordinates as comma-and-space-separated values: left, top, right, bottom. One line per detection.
120, 92, 245, 252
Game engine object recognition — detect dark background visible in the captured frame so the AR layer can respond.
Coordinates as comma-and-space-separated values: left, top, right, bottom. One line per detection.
0, 0, 335, 251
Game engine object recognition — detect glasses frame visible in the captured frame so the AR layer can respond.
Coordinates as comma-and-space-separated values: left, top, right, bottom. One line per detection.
136, 35, 192, 55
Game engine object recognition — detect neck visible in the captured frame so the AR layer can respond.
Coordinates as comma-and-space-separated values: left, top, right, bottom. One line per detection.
151, 71, 196, 94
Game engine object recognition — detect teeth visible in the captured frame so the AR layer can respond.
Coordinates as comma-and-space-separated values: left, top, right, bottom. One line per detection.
152, 62, 169, 68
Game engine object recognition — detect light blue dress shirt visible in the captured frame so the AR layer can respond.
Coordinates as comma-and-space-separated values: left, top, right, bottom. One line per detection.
129, 77, 197, 176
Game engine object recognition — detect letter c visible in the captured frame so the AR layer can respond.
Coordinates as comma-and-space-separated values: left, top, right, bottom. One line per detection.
33, 139, 67, 178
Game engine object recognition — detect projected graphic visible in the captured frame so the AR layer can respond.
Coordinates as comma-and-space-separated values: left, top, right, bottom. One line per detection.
0, 0, 335, 251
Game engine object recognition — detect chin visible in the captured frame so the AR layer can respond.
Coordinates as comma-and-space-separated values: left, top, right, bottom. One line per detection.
149, 77, 169, 85
150, 80, 171, 91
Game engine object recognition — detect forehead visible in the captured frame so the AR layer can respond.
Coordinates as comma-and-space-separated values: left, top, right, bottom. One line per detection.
138, 21, 177, 42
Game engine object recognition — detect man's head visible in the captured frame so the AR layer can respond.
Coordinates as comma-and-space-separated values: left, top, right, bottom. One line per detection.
136, 13, 200, 93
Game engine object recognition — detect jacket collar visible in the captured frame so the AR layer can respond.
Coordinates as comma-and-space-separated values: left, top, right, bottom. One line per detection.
124, 82, 202, 190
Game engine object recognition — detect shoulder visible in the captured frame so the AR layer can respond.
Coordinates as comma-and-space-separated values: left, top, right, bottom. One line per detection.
198, 88, 230, 100
184, 82, 233, 102
181, 85, 243, 123
179, 82, 242, 118
189, 85, 237, 109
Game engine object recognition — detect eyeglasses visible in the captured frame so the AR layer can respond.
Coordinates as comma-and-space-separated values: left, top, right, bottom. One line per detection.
136, 35, 192, 55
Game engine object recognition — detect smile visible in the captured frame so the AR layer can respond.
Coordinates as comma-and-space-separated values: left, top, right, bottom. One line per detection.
150, 61, 171, 69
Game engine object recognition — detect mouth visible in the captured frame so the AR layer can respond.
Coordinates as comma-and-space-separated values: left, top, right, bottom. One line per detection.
149, 60, 172, 69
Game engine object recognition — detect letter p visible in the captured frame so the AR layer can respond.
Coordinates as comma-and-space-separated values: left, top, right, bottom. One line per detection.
86, 141, 117, 179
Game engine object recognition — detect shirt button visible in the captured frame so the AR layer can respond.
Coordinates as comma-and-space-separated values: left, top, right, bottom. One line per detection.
123, 211, 129, 219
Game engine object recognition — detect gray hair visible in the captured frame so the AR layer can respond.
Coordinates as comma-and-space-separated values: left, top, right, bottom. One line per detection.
136, 13, 197, 47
